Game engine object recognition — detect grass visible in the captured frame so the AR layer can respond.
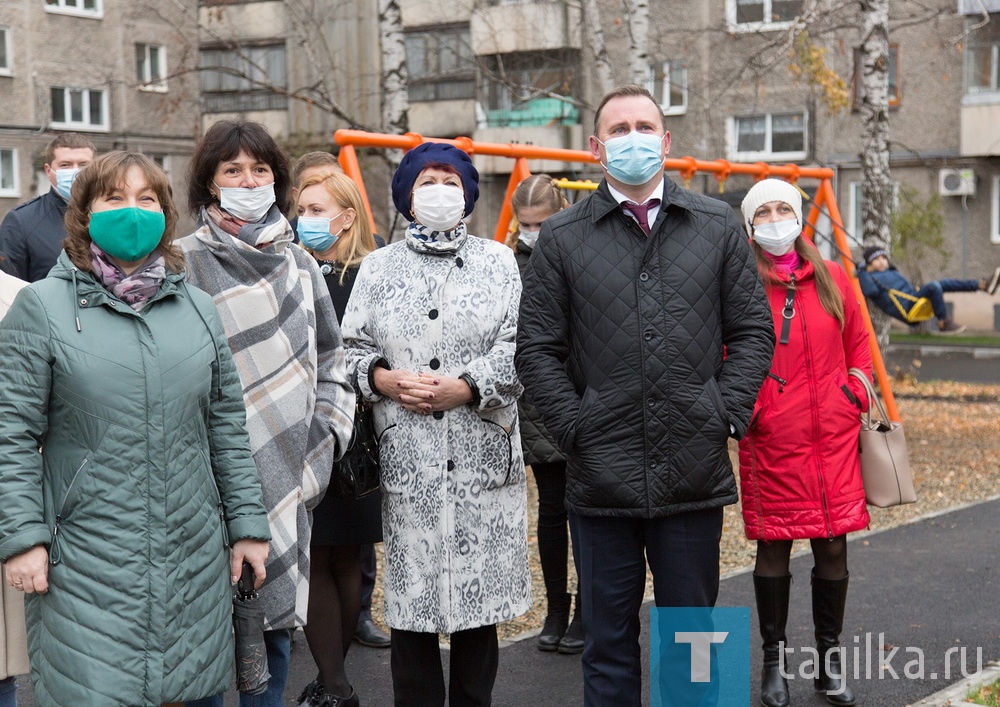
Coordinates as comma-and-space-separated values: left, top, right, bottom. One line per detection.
968, 675, 1000, 706
889, 332, 1000, 347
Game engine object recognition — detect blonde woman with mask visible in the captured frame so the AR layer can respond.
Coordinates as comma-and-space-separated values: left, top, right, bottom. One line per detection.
294, 171, 382, 707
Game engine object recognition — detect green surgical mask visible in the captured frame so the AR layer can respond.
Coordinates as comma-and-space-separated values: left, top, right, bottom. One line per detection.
88, 207, 165, 262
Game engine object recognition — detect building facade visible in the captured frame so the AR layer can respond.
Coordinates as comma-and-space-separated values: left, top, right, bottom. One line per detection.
0, 0, 201, 230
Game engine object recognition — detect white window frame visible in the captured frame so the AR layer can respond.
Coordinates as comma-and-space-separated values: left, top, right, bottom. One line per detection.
136, 44, 167, 92
0, 27, 11, 76
726, 0, 801, 32
44, 0, 103, 19
992, 176, 1000, 244
50, 86, 109, 132
727, 111, 808, 162
646, 61, 687, 116
0, 148, 19, 198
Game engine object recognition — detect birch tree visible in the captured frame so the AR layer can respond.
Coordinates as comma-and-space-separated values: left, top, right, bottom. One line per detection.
858, 0, 892, 254
581, 0, 614, 96
625, 0, 651, 86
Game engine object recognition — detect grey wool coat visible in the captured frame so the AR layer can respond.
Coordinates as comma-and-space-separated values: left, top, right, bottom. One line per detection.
342, 235, 532, 634
0, 254, 270, 706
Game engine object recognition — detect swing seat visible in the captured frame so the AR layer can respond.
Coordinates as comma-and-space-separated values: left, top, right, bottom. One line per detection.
887, 290, 934, 323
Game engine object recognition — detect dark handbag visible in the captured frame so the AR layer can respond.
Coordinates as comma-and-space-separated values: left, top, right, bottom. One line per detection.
847, 369, 917, 508
328, 401, 381, 499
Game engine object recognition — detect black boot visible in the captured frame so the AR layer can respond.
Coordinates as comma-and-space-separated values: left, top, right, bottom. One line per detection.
558, 593, 584, 654
753, 574, 791, 707
537, 592, 570, 652
812, 572, 856, 706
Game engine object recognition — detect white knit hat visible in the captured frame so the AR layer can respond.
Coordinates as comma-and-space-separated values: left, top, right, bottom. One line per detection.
740, 179, 803, 235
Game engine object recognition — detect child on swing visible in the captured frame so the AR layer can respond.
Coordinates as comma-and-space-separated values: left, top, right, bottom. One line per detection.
857, 246, 1000, 334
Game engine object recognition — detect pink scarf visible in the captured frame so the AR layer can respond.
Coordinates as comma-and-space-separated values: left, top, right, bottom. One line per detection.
765, 250, 801, 275
89, 243, 166, 311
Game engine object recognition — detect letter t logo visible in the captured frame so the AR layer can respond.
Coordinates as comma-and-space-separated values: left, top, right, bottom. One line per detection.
674, 632, 729, 682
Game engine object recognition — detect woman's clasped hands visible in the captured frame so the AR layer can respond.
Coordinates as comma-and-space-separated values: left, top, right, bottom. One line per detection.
374, 367, 473, 415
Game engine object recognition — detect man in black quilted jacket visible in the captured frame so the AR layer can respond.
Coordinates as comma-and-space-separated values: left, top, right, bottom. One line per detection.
516, 84, 775, 705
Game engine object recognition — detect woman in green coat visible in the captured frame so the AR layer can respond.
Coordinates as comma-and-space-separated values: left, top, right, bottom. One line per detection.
0, 152, 270, 706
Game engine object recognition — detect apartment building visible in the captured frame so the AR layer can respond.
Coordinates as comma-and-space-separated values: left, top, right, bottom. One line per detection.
401, 0, 1000, 284
0, 0, 201, 228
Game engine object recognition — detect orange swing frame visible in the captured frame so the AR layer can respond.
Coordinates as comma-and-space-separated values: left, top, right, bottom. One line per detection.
332, 128, 900, 422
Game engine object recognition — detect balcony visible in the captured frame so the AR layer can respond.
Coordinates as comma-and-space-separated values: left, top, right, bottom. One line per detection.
471, 1, 581, 56
961, 97, 1000, 156
485, 97, 579, 128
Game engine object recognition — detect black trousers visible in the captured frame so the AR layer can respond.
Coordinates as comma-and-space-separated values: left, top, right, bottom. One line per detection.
532, 461, 570, 601
569, 507, 724, 706
390, 625, 499, 707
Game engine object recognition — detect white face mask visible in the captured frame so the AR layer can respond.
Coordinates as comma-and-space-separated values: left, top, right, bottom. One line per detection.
753, 220, 801, 256
412, 184, 465, 232
518, 229, 540, 249
215, 182, 276, 222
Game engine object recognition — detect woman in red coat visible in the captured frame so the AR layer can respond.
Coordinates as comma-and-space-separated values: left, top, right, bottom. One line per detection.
738, 179, 872, 707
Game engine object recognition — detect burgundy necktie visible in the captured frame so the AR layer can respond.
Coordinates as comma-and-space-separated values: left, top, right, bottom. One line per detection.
622, 199, 659, 235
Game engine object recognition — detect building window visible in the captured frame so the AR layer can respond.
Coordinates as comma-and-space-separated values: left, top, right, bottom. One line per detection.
965, 18, 1000, 94
849, 180, 900, 245
646, 61, 687, 116
50, 86, 108, 131
480, 51, 579, 127
852, 44, 900, 110
199, 44, 288, 113
0, 149, 17, 197
44, 0, 102, 18
405, 26, 476, 102
136, 44, 167, 92
728, 112, 807, 161
0, 27, 11, 75
728, 0, 802, 30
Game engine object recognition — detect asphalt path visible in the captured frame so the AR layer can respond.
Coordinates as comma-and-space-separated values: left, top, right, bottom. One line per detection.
15, 496, 1000, 706
885, 345, 1000, 384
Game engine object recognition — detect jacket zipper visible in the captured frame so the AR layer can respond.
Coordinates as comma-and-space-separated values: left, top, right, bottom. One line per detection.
797, 283, 834, 538
200, 451, 229, 549
50, 457, 90, 565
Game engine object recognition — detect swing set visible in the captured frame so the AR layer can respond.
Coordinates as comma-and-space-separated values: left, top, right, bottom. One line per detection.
332, 128, 901, 422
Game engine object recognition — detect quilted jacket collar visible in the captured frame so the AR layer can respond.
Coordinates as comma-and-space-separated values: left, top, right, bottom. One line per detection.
592, 177, 696, 221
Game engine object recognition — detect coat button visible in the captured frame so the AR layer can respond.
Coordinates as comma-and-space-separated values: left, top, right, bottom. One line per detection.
639, 272, 649, 282
433, 411, 444, 420
643, 331, 653, 341
80, 298, 88, 305
455, 257, 464, 268
429, 357, 440, 370
447, 460, 455, 471
647, 398, 655, 407
428, 309, 439, 319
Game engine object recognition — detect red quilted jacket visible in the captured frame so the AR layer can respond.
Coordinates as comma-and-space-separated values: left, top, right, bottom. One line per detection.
738, 258, 872, 541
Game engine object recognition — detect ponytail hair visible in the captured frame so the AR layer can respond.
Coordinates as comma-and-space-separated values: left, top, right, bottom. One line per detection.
506, 174, 569, 250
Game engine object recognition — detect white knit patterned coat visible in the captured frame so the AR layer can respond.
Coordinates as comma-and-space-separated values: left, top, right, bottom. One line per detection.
342, 234, 531, 634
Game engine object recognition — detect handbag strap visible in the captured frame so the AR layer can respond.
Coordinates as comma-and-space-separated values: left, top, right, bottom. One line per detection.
848, 368, 890, 428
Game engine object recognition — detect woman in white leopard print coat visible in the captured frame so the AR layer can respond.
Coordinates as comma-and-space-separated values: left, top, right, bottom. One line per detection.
341, 143, 530, 703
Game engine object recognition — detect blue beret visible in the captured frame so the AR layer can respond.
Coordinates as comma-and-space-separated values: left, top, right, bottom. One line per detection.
391, 143, 479, 219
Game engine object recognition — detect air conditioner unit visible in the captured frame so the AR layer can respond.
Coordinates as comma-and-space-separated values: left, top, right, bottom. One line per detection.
939, 168, 976, 197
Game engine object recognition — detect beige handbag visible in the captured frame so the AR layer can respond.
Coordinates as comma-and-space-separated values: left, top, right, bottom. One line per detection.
847, 369, 917, 507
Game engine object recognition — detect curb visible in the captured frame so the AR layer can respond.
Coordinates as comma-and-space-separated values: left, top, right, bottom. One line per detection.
908, 662, 1000, 706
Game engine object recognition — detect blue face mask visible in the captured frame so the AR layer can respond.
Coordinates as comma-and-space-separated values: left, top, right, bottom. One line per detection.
54, 168, 81, 200
297, 216, 339, 252
599, 132, 665, 186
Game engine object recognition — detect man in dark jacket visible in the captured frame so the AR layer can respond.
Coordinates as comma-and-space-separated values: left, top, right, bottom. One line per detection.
516, 84, 775, 706
0, 134, 96, 282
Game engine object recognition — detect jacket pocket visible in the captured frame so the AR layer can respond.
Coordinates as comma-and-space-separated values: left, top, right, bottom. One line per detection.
198, 448, 230, 549
49, 456, 91, 566
567, 386, 600, 452
376, 424, 405, 494
478, 417, 514, 490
